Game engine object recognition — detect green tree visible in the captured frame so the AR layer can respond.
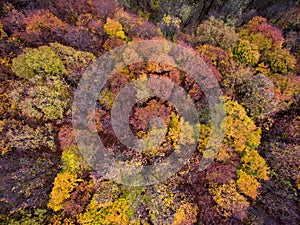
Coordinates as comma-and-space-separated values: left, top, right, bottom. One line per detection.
233, 39, 260, 66
196, 16, 239, 50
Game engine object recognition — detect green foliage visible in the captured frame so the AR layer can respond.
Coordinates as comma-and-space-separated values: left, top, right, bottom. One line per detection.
238, 16, 296, 75
48, 172, 82, 212
233, 39, 260, 66
11, 46, 67, 79
8, 43, 96, 120
236, 170, 260, 199
104, 18, 127, 40
160, 15, 181, 40
99, 89, 116, 110
9, 77, 70, 121
1, 209, 50, 225
49, 42, 96, 75
150, 0, 161, 11
262, 48, 296, 74
196, 16, 239, 50
197, 124, 210, 153
209, 181, 249, 220
61, 147, 88, 175
78, 182, 139, 225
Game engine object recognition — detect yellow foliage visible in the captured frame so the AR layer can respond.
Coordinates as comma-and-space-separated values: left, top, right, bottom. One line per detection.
237, 170, 260, 199
0, 22, 7, 40
48, 172, 81, 211
210, 181, 249, 219
225, 100, 261, 153
240, 149, 269, 180
172, 203, 198, 225
104, 18, 127, 40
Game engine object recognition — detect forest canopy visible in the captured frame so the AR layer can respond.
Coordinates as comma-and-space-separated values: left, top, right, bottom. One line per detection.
0, 0, 299, 224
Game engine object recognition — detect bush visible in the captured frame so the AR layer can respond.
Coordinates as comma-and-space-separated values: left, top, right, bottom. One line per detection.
236, 73, 277, 120
172, 203, 198, 225
78, 182, 138, 225
196, 16, 239, 50
61, 147, 88, 175
49, 42, 95, 84
6, 121, 56, 151
21, 9, 68, 46
224, 99, 261, 153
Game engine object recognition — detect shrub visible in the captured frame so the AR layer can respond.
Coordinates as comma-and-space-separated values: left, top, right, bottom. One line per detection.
58, 125, 76, 151
61, 147, 88, 175
247, 16, 284, 47
115, 9, 160, 40
22, 9, 68, 46
196, 16, 239, 50
49, 42, 96, 84
160, 15, 181, 40
6, 121, 56, 151
78, 182, 138, 225
196, 44, 230, 68
224, 99, 261, 153
236, 73, 277, 120
0, 22, 7, 40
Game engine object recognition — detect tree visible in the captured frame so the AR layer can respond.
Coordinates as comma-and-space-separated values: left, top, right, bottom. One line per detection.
209, 181, 249, 220
233, 39, 260, 66
11, 45, 67, 79
9, 77, 70, 121
236, 170, 260, 199
48, 172, 81, 212
104, 18, 127, 41
196, 16, 239, 50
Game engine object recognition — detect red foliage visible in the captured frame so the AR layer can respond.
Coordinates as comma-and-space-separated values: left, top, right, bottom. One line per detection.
63, 181, 93, 216
115, 10, 160, 40
103, 37, 125, 50
248, 16, 284, 46
58, 125, 76, 151
20, 9, 69, 46
205, 162, 237, 185
50, 0, 116, 24
130, 99, 173, 132
1, 10, 25, 36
